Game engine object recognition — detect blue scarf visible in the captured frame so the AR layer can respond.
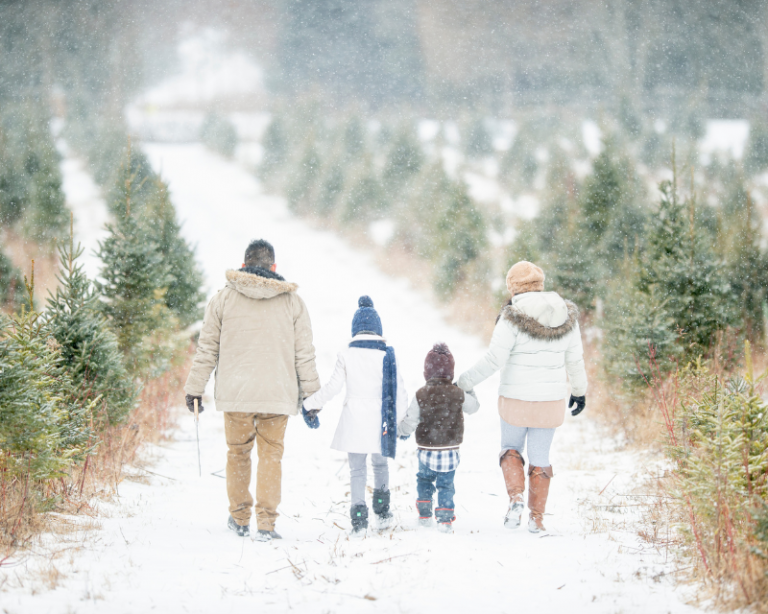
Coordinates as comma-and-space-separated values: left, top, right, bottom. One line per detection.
349, 339, 398, 459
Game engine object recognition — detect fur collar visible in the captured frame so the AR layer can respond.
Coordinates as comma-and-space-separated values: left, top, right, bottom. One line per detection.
502, 299, 579, 340
225, 267, 298, 300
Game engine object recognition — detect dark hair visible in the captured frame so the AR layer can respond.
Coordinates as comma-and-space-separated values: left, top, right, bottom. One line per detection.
244, 239, 275, 268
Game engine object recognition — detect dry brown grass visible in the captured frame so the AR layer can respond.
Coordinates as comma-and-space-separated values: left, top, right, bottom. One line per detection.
2, 232, 60, 306
0, 345, 194, 567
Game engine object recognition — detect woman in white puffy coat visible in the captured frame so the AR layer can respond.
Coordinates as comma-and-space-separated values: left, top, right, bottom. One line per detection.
457, 261, 587, 534
303, 296, 408, 534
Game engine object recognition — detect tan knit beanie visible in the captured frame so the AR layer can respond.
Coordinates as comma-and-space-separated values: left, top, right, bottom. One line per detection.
505, 261, 545, 296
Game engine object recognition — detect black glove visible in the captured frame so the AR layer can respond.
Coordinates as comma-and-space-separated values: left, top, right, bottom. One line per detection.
302, 406, 320, 429
569, 395, 586, 417
186, 394, 204, 413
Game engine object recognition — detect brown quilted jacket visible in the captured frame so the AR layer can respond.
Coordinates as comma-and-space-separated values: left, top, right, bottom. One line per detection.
414, 378, 466, 450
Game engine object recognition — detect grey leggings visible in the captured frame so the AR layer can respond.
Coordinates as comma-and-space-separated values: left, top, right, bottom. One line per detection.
348, 453, 389, 507
500, 418, 556, 467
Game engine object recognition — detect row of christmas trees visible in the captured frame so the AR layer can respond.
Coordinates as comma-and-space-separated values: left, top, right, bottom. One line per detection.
0, 134, 203, 498
259, 110, 488, 298
509, 139, 768, 388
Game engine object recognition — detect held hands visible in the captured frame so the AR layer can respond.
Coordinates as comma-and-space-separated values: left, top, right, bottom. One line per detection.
185, 394, 204, 413
568, 394, 586, 417
302, 406, 320, 429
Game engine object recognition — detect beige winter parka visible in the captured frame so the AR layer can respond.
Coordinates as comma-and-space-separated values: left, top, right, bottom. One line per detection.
184, 268, 321, 414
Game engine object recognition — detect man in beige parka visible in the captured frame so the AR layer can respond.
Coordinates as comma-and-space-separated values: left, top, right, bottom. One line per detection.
184, 239, 320, 541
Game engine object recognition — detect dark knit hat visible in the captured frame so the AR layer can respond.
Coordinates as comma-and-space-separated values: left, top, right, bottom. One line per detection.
351, 296, 383, 336
424, 343, 455, 381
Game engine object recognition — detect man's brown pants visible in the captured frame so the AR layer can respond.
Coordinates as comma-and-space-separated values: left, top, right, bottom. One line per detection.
224, 412, 288, 531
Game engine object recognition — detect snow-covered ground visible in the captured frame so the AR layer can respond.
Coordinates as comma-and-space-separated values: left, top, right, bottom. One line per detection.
2, 143, 701, 613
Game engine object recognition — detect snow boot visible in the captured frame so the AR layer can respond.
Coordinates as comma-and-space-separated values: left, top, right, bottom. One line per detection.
416, 499, 434, 528
527, 465, 553, 533
350, 504, 368, 536
372, 488, 393, 530
500, 450, 525, 529
252, 529, 282, 542
227, 515, 250, 537
435, 508, 455, 534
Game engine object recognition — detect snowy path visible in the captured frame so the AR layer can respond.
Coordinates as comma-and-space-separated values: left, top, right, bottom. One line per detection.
3, 144, 699, 613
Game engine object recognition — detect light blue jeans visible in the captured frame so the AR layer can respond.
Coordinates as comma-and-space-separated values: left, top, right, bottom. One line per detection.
500, 418, 555, 467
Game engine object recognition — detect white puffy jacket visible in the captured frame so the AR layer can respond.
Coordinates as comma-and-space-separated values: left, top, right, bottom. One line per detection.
303, 334, 408, 454
457, 292, 587, 402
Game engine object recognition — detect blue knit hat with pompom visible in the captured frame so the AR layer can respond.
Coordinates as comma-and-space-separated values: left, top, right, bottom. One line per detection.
351, 296, 382, 336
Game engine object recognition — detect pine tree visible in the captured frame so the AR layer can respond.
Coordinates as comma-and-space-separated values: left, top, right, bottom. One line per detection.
107, 140, 156, 218
0, 271, 91, 480
97, 175, 178, 378
717, 178, 767, 342
46, 218, 138, 427
465, 118, 494, 158
382, 127, 423, 192
640, 176, 737, 360
744, 118, 768, 176
259, 115, 290, 181
342, 115, 366, 159
317, 159, 345, 215
431, 182, 487, 298
341, 156, 384, 223
0, 244, 23, 310
287, 139, 322, 213
499, 124, 538, 193
23, 117, 68, 243
143, 179, 205, 328
200, 112, 238, 158
579, 141, 647, 277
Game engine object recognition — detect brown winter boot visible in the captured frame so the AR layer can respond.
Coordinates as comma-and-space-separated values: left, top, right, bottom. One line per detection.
527, 465, 553, 533
500, 450, 525, 529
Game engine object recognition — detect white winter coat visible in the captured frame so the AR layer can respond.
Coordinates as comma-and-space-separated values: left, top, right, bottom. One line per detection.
457, 292, 587, 402
303, 334, 408, 454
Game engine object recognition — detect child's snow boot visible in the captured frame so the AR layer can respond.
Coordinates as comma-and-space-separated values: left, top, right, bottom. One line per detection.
350, 504, 368, 536
416, 499, 434, 527
372, 488, 393, 530
527, 465, 553, 533
227, 515, 250, 537
501, 450, 525, 529
435, 508, 455, 534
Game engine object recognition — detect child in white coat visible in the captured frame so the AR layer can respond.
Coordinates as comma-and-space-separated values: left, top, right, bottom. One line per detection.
303, 296, 408, 534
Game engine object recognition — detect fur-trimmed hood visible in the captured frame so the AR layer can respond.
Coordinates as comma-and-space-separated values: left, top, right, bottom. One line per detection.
502, 291, 579, 340
225, 266, 298, 300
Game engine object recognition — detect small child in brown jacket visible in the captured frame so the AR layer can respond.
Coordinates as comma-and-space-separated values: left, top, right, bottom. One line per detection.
398, 343, 479, 533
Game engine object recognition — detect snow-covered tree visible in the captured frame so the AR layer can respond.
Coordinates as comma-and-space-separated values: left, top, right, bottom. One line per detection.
46, 221, 138, 427
465, 118, 494, 158
744, 118, 768, 176
143, 180, 205, 328
200, 112, 238, 158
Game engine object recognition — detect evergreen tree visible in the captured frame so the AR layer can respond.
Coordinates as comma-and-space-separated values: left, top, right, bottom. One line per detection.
143, 180, 205, 328
717, 178, 767, 342
341, 156, 384, 223
431, 182, 487, 298
46, 220, 138, 427
465, 118, 494, 158
287, 139, 322, 213
401, 160, 452, 258
382, 127, 423, 193
0, 245, 23, 310
640, 178, 737, 359
97, 176, 178, 378
200, 112, 238, 158
0, 273, 91, 480
744, 118, 768, 176
259, 115, 289, 181
107, 141, 156, 218
499, 124, 538, 193
579, 141, 647, 277
317, 159, 346, 215
23, 117, 68, 243
342, 115, 366, 159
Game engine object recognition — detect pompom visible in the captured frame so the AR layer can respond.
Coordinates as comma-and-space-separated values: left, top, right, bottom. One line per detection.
432, 342, 450, 355
358, 295, 374, 308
